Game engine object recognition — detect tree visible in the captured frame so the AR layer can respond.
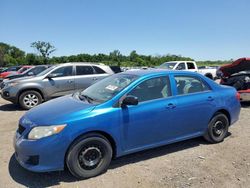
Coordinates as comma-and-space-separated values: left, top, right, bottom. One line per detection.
109, 50, 122, 66
31, 41, 56, 64
0, 42, 25, 66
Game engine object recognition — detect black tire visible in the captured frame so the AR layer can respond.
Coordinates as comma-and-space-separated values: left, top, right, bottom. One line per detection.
19, 90, 42, 110
66, 133, 113, 179
204, 113, 229, 143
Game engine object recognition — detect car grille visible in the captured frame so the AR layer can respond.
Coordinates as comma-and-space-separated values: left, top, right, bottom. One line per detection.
18, 124, 26, 135
0, 82, 5, 89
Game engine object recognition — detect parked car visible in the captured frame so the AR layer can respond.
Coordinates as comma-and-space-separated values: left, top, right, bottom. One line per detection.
0, 65, 32, 80
4, 65, 51, 81
14, 70, 241, 179
0, 67, 8, 73
0, 62, 117, 109
158, 61, 218, 79
218, 58, 250, 101
0, 66, 22, 83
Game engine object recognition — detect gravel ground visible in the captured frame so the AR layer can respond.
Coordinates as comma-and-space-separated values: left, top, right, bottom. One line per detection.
0, 97, 249, 188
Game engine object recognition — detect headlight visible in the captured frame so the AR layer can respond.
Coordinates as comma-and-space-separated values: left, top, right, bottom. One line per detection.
5, 82, 19, 88
28, 124, 66, 140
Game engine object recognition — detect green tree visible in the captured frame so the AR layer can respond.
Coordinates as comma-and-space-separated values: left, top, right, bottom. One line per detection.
31, 41, 56, 64
0, 42, 25, 66
109, 50, 122, 66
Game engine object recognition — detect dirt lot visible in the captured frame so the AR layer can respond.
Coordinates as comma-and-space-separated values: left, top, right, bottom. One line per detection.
0, 97, 249, 188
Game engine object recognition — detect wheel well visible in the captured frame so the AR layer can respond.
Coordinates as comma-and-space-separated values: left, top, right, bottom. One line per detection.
215, 109, 231, 124
65, 131, 117, 161
205, 73, 213, 79
18, 88, 44, 102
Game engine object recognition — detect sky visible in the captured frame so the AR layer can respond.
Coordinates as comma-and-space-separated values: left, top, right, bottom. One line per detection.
0, 0, 250, 61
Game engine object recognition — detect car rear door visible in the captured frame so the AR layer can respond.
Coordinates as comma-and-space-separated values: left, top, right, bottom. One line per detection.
75, 65, 97, 91
43, 65, 75, 98
92, 65, 110, 81
168, 74, 216, 139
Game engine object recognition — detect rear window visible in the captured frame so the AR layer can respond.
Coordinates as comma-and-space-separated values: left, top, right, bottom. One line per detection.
93, 66, 106, 74
76, 66, 94, 75
187, 63, 195, 69
174, 75, 210, 95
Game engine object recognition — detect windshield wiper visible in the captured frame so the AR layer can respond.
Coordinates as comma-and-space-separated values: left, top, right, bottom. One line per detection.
79, 94, 94, 103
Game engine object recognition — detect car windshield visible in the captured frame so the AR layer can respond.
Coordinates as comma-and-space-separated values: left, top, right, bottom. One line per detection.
37, 66, 56, 76
21, 67, 35, 75
80, 74, 139, 104
158, 62, 177, 69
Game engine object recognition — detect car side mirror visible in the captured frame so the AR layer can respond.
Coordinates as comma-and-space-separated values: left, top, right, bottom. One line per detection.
122, 95, 138, 107
176, 66, 183, 70
46, 73, 60, 79
28, 72, 34, 76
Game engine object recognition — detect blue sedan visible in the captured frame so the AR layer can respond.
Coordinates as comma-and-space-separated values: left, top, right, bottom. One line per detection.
14, 70, 241, 178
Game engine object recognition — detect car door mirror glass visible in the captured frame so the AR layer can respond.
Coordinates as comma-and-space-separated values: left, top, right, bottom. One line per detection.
28, 72, 34, 76
47, 73, 62, 79
122, 95, 138, 107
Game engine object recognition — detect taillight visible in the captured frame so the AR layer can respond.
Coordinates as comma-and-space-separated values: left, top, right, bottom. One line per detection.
236, 92, 241, 101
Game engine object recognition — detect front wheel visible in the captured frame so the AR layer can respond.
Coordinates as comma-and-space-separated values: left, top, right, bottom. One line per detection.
19, 90, 42, 110
66, 134, 113, 179
204, 113, 229, 143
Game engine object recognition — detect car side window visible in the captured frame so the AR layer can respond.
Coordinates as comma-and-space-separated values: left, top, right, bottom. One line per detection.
176, 63, 186, 70
76, 66, 94, 75
93, 66, 106, 74
187, 63, 195, 69
33, 67, 46, 75
174, 76, 210, 95
128, 76, 171, 103
51, 66, 73, 77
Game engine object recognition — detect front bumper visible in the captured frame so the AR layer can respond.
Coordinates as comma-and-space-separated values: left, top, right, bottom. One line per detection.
0, 86, 18, 103
14, 125, 70, 172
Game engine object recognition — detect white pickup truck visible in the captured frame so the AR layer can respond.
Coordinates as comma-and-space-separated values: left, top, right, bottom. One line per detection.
158, 61, 217, 80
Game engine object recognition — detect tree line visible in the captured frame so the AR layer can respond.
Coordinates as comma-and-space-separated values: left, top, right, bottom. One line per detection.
0, 42, 232, 67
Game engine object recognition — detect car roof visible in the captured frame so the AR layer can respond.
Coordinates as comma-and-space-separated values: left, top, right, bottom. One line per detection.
122, 69, 197, 77
58, 62, 106, 66
163, 61, 195, 63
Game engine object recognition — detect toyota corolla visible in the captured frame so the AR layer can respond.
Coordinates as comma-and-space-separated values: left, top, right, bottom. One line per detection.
14, 70, 241, 179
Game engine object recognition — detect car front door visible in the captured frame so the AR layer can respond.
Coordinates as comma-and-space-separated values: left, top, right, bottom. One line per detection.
43, 66, 75, 98
120, 76, 177, 151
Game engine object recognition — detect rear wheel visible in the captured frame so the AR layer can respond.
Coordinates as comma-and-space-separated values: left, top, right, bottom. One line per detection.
19, 90, 42, 110
204, 113, 229, 143
66, 133, 113, 179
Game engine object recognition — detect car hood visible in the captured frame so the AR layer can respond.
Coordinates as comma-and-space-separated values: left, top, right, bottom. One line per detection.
220, 58, 250, 77
4, 75, 39, 83
23, 95, 96, 126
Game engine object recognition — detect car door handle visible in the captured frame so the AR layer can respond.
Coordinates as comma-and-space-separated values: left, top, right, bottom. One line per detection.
166, 103, 176, 109
207, 96, 214, 101
92, 77, 98, 81
67, 80, 74, 83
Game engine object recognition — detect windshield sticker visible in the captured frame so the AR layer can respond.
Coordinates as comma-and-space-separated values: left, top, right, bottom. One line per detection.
106, 85, 118, 91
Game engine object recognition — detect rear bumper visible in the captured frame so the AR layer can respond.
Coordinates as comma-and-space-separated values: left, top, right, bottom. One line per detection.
238, 90, 250, 101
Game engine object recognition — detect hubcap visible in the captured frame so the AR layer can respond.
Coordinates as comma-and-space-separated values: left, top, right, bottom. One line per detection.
213, 121, 224, 136
23, 94, 39, 107
79, 146, 102, 169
